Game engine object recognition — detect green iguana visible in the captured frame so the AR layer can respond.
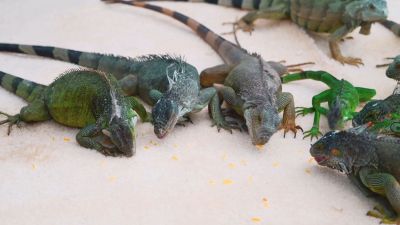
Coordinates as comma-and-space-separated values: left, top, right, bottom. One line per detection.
353, 57, 400, 127
135, 0, 388, 66
281, 70, 376, 140
0, 43, 216, 138
0, 69, 148, 157
310, 127, 400, 224
105, 1, 302, 145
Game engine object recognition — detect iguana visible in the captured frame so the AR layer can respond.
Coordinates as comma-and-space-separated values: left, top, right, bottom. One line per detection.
0, 43, 216, 138
0, 69, 148, 157
381, 19, 400, 37
310, 127, 400, 224
104, 1, 302, 145
281, 70, 376, 140
353, 57, 400, 127
135, 0, 388, 66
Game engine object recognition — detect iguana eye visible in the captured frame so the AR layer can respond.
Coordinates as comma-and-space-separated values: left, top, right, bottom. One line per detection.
331, 148, 342, 157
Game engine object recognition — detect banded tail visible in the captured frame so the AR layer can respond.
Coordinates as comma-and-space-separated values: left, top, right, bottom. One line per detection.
0, 43, 132, 80
112, 1, 249, 65
381, 20, 400, 36
136, 0, 261, 10
281, 71, 339, 88
0, 71, 46, 103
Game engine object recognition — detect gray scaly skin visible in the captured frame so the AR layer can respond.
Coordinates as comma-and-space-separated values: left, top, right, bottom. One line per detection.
0, 43, 216, 138
105, 1, 302, 145
311, 127, 400, 224
381, 19, 400, 37
0, 69, 146, 157
142, 0, 388, 66
353, 58, 400, 127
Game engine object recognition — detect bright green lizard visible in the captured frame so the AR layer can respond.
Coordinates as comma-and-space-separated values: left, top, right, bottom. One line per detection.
0, 43, 216, 139
281, 71, 376, 140
0, 69, 149, 157
104, 1, 302, 145
136, 0, 388, 66
311, 127, 400, 224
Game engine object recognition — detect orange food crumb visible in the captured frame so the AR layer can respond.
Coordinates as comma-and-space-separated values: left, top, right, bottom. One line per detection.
108, 176, 117, 182
251, 217, 262, 223
173, 144, 178, 148
208, 180, 215, 185
144, 146, 150, 150
255, 145, 264, 150
223, 179, 233, 185
171, 155, 179, 161
272, 162, 280, 168
222, 153, 227, 161
150, 140, 158, 146
31, 163, 36, 170
228, 163, 236, 169
240, 160, 247, 166
262, 198, 269, 208
305, 168, 311, 174
63, 137, 71, 142
308, 157, 315, 164
248, 176, 254, 183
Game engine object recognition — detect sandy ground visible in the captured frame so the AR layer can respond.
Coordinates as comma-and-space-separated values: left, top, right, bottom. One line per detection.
0, 0, 399, 224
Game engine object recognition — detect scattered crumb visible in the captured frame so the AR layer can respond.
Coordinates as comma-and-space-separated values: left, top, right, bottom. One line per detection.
262, 198, 269, 208
108, 176, 117, 182
247, 176, 254, 184
251, 217, 262, 223
255, 145, 264, 150
222, 153, 227, 161
63, 137, 71, 142
150, 140, 158, 146
173, 144, 178, 148
240, 160, 247, 166
228, 163, 236, 169
272, 162, 280, 168
208, 179, 215, 185
305, 168, 311, 174
308, 157, 315, 164
223, 179, 233, 185
144, 146, 150, 150
31, 163, 36, 171
171, 155, 179, 161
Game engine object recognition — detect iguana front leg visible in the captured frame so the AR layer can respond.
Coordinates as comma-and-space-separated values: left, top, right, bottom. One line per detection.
302, 90, 330, 140
118, 74, 138, 96
0, 99, 50, 135
359, 167, 400, 224
277, 92, 302, 137
356, 87, 377, 102
192, 87, 217, 113
329, 26, 363, 66
236, 5, 289, 33
125, 96, 152, 122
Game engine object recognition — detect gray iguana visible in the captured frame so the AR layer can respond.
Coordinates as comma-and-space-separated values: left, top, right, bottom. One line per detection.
0, 43, 216, 139
0, 69, 148, 157
104, 1, 302, 145
310, 127, 400, 224
134, 0, 388, 66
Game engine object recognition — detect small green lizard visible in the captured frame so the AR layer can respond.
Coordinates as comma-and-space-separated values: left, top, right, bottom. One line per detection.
311, 127, 400, 224
282, 70, 376, 140
0, 43, 216, 139
0, 69, 149, 157
105, 1, 303, 145
137, 0, 388, 66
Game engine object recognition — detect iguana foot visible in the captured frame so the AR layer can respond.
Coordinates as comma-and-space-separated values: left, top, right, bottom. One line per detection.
279, 119, 303, 138
236, 20, 254, 34
176, 115, 193, 127
336, 56, 364, 67
295, 107, 315, 117
221, 109, 247, 132
367, 205, 398, 224
0, 112, 22, 135
303, 127, 323, 141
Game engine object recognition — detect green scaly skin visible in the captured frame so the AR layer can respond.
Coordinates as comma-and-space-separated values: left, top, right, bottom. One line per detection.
135, 0, 388, 66
106, 1, 302, 145
0, 69, 147, 157
310, 127, 400, 224
282, 70, 376, 140
0, 43, 216, 139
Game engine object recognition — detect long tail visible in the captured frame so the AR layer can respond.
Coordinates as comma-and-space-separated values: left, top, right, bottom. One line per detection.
135, 0, 261, 10
0, 71, 46, 103
380, 20, 400, 37
281, 71, 339, 88
0, 43, 132, 80
110, 1, 249, 65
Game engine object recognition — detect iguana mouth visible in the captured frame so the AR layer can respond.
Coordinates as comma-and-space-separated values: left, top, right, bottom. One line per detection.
314, 156, 328, 164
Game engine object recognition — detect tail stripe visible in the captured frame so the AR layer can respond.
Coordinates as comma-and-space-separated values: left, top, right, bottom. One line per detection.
32, 45, 56, 58
18, 45, 36, 55
0, 71, 5, 84
232, 0, 242, 8
68, 50, 83, 64
52, 47, 71, 62
11, 77, 23, 93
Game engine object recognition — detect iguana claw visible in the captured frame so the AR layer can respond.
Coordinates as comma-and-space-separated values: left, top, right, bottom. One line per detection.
279, 120, 303, 138
211, 121, 233, 134
295, 107, 315, 117
303, 127, 323, 141
366, 205, 398, 224
0, 112, 21, 135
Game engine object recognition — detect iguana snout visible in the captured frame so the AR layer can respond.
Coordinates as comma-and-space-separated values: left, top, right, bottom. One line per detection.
244, 106, 280, 145
101, 117, 135, 157
386, 56, 400, 81
152, 99, 179, 139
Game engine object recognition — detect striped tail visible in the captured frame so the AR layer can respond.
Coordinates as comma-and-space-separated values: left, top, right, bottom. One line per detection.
0, 71, 46, 103
381, 20, 400, 37
136, 0, 261, 10
0, 43, 132, 80
114, 1, 249, 65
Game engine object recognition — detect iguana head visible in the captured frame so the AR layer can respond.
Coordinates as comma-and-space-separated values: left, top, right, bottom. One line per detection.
244, 103, 281, 145
152, 98, 179, 138
352, 100, 386, 126
345, 0, 388, 31
327, 97, 353, 130
386, 56, 400, 81
310, 129, 378, 174
100, 116, 136, 157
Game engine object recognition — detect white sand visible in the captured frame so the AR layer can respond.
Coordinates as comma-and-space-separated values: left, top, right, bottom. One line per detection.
0, 0, 399, 224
